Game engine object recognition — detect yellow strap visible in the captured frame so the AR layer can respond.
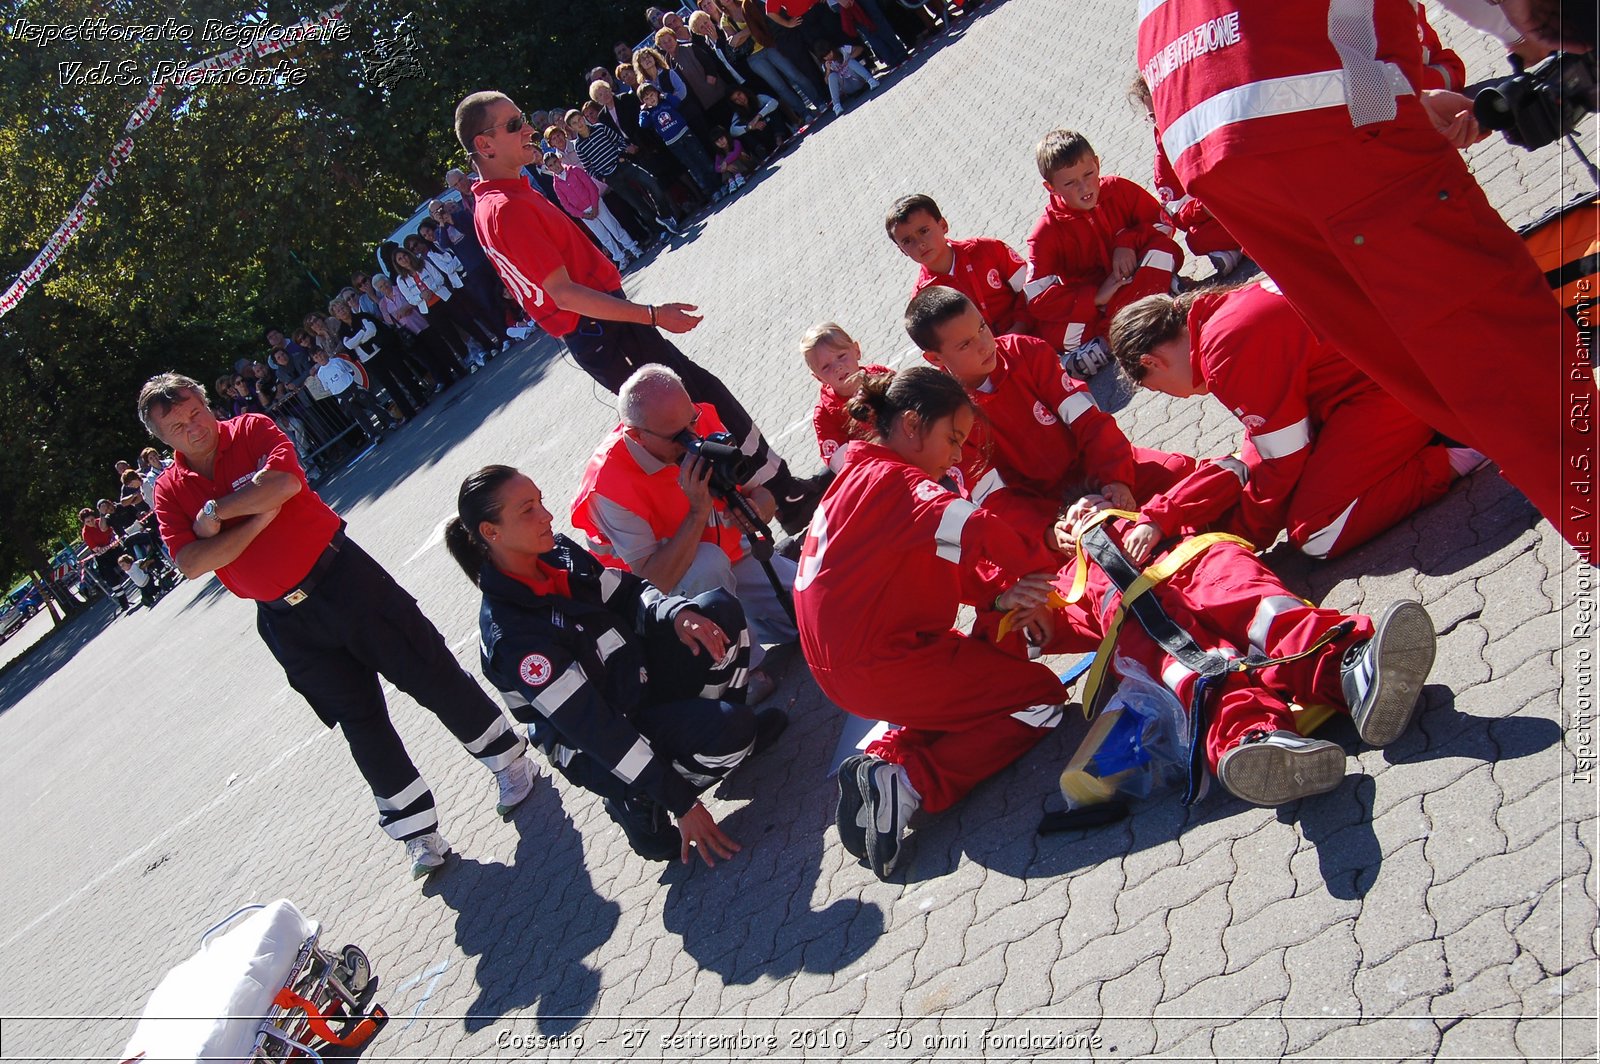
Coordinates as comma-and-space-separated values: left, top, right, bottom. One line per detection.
995, 507, 1139, 641
1075, 531, 1255, 719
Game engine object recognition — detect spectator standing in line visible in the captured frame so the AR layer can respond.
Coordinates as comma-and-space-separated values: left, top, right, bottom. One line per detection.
718, 0, 823, 115
140, 373, 536, 877
457, 89, 827, 532
412, 225, 509, 354
374, 270, 467, 388
391, 241, 489, 371
655, 27, 730, 122
546, 151, 644, 267
310, 346, 399, 442
331, 296, 421, 422
637, 83, 720, 196
569, 109, 688, 238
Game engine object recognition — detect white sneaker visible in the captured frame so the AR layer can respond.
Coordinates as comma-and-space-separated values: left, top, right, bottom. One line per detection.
405, 832, 452, 879
1216, 731, 1344, 806
1062, 336, 1112, 380
494, 756, 535, 817
1207, 249, 1244, 276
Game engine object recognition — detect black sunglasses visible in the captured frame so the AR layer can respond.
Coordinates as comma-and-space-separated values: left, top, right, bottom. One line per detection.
478, 112, 527, 138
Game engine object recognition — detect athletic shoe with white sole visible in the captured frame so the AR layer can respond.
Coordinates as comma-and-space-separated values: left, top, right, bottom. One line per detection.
494, 755, 535, 818
835, 753, 871, 859
1062, 336, 1112, 380
405, 831, 452, 879
1342, 600, 1436, 747
859, 757, 920, 880
1216, 730, 1345, 806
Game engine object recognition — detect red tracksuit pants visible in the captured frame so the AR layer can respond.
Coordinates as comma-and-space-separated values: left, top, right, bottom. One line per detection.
1181, 213, 1242, 258
1189, 110, 1598, 555
1051, 538, 1374, 774
1038, 234, 1186, 351
812, 635, 1069, 813
1283, 391, 1457, 558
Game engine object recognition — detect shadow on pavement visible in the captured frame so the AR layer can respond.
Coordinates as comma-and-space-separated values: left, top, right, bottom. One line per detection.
0, 598, 120, 716
423, 776, 620, 1038
657, 685, 886, 985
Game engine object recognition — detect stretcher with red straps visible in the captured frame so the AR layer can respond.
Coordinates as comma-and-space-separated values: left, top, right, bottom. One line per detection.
120, 899, 386, 1063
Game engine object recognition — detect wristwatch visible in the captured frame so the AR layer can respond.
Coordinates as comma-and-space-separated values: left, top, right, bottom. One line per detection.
201, 499, 220, 522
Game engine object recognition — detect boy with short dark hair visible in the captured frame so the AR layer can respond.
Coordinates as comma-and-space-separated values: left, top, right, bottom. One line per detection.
886, 193, 1039, 342
907, 287, 1193, 558
1025, 128, 1184, 378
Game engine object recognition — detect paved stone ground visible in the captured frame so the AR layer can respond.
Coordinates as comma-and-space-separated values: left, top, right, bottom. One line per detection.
1, 2, 1595, 1061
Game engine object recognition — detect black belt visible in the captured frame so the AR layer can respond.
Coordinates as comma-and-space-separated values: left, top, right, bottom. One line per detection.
260, 528, 347, 611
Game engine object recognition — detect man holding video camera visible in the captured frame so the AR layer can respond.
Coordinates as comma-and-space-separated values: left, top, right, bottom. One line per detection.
1135, 1, 1598, 555
573, 366, 799, 702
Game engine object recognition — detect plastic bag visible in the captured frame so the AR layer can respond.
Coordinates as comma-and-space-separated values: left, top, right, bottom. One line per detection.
1058, 654, 1191, 809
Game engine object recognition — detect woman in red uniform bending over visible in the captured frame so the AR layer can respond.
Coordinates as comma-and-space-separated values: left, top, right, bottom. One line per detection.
1108, 281, 1485, 561
794, 366, 1069, 880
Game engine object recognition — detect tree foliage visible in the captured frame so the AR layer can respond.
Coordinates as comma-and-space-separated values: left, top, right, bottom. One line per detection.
0, 0, 651, 582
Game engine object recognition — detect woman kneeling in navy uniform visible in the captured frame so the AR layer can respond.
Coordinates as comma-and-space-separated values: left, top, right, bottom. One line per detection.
446, 465, 786, 867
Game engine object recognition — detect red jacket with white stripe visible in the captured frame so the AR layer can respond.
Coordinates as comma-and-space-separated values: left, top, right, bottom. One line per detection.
1138, 281, 1379, 545
1137, 0, 1428, 187
1151, 127, 1213, 234
912, 237, 1034, 335
1415, 3, 1466, 91
965, 333, 1137, 506
1025, 176, 1178, 338
812, 363, 892, 472
794, 442, 1041, 673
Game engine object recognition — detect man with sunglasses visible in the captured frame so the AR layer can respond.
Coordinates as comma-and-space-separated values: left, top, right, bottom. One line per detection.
454, 89, 828, 534
572, 365, 796, 704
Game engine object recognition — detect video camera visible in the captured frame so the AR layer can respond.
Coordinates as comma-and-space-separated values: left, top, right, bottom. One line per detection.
673, 429, 756, 496
1474, 51, 1598, 150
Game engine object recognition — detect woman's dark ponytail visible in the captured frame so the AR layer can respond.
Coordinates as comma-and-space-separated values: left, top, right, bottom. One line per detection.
447, 464, 520, 585
845, 365, 972, 441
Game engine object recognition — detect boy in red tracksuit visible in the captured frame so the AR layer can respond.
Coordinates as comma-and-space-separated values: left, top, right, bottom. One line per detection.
795, 367, 1070, 879
1034, 495, 1438, 807
1107, 281, 1483, 560
886, 193, 1042, 341
1127, 76, 1244, 277
908, 287, 1194, 560
1025, 128, 1185, 378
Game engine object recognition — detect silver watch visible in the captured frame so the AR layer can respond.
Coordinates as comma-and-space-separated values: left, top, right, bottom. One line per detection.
201, 499, 219, 522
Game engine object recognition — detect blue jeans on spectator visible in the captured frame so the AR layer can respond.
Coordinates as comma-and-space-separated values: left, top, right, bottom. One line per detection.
749, 44, 823, 112
664, 132, 718, 196
851, 0, 910, 65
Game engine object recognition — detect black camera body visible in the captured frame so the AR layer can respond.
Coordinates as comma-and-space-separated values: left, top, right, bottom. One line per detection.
674, 429, 756, 496
1474, 51, 1598, 150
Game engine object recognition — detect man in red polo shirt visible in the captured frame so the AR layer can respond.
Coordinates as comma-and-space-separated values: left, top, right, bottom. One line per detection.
452, 89, 826, 534
138, 373, 535, 879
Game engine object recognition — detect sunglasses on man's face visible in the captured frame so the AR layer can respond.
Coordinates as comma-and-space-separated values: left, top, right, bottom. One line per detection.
478, 112, 527, 138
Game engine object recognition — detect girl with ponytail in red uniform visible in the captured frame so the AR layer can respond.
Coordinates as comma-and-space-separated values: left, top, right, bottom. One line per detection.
794, 366, 1068, 880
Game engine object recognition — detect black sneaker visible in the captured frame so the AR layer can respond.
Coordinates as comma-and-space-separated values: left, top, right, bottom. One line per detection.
752, 706, 789, 754
835, 753, 871, 860
1216, 730, 1345, 806
603, 795, 681, 861
775, 470, 833, 534
859, 756, 918, 880
1342, 600, 1436, 747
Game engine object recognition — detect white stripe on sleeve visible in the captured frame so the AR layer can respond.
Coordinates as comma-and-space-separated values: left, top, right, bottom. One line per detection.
934, 498, 977, 564
1057, 391, 1096, 425
1250, 417, 1312, 460
613, 736, 655, 783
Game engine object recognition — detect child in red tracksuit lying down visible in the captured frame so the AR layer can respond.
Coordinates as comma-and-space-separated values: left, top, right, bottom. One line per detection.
1107, 281, 1485, 561
886, 193, 1045, 343
1025, 128, 1185, 379
1127, 75, 1244, 278
1025, 494, 1438, 807
794, 367, 1070, 880
907, 286, 1194, 565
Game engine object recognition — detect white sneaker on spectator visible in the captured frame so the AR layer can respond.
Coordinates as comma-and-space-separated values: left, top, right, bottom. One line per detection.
405, 832, 451, 879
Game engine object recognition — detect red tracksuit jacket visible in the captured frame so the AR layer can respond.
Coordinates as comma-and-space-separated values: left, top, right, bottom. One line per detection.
912, 237, 1034, 335
1139, 282, 1381, 544
1025, 176, 1178, 338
